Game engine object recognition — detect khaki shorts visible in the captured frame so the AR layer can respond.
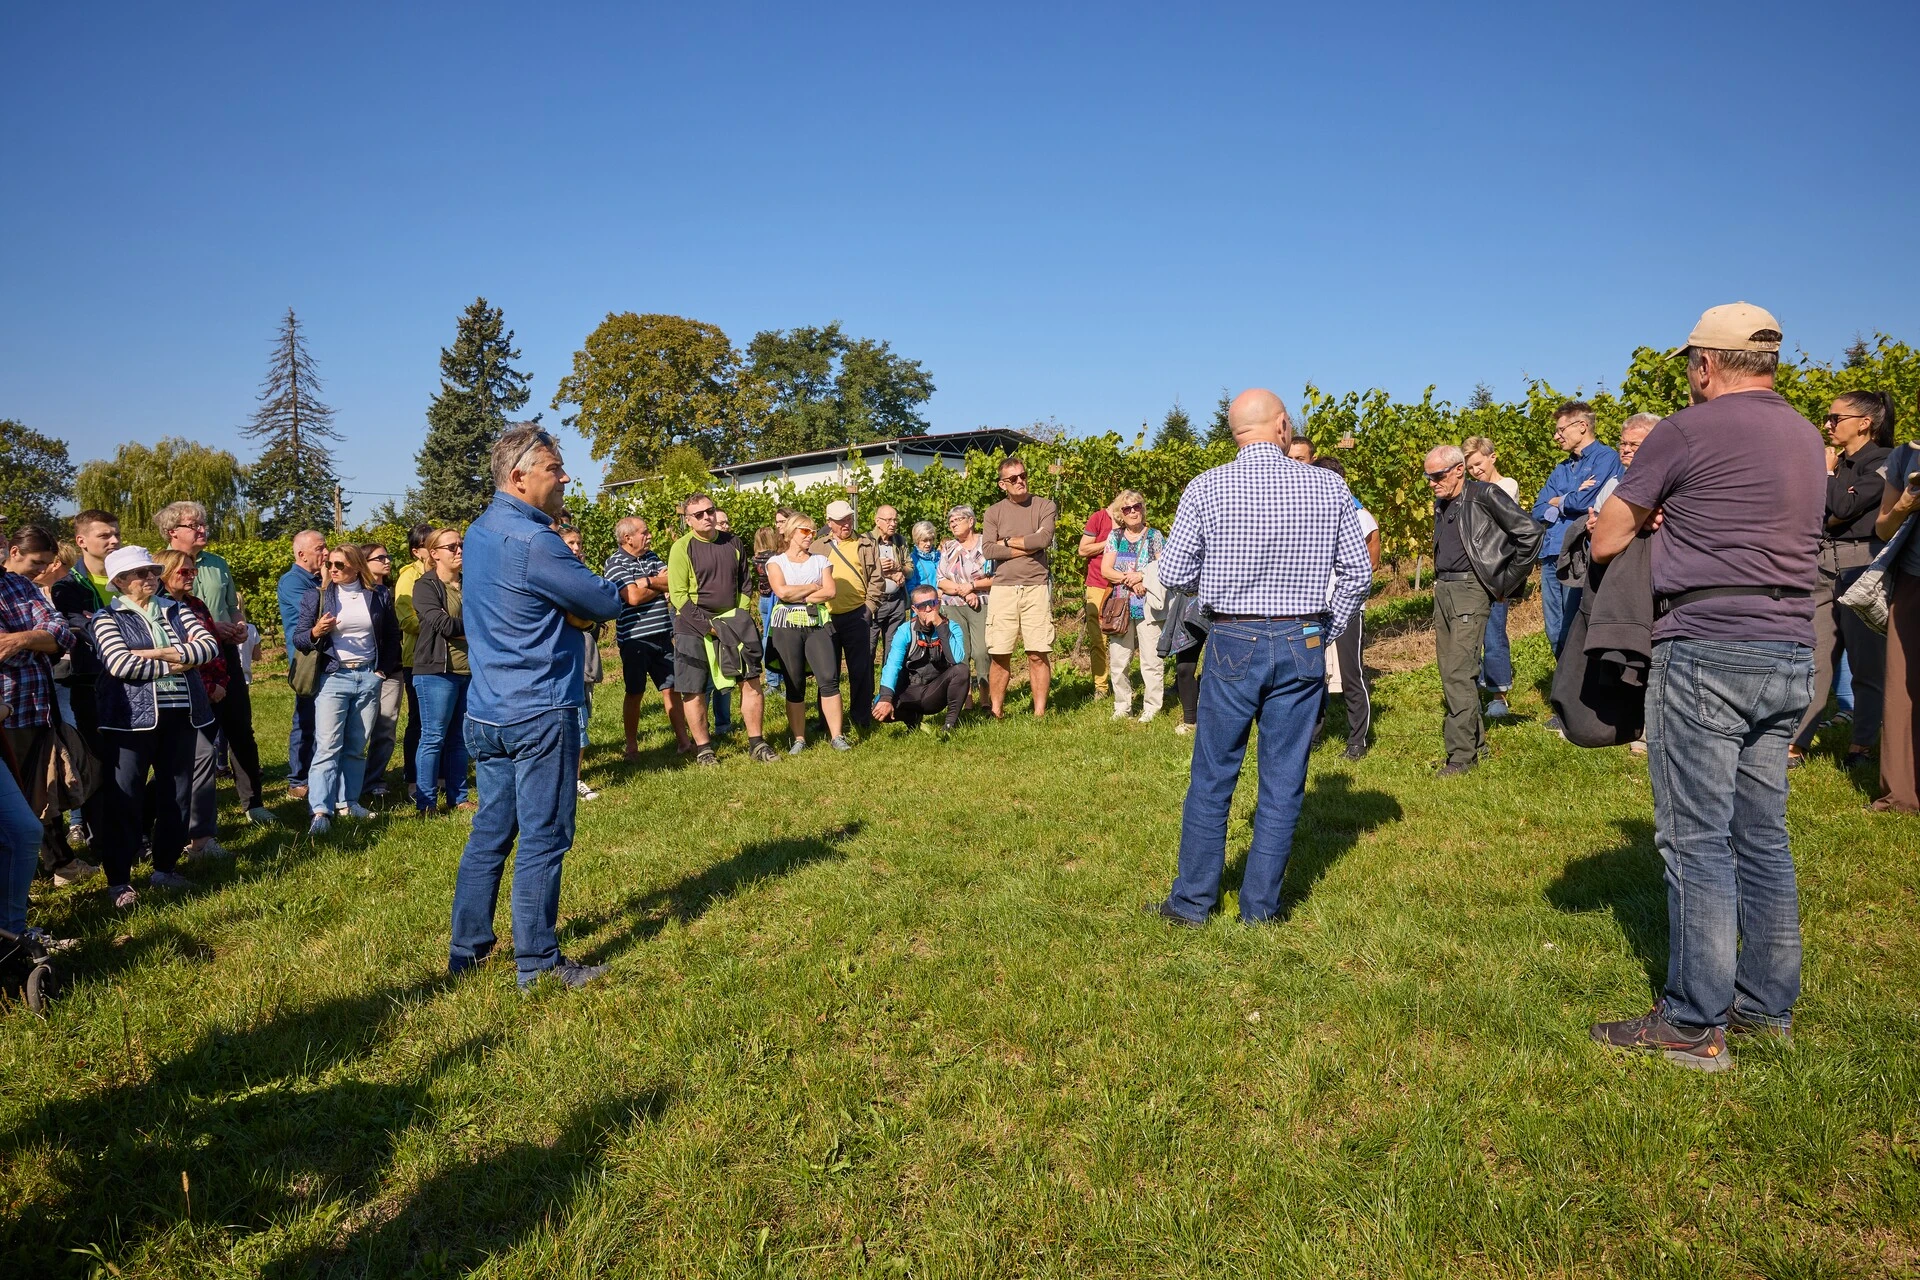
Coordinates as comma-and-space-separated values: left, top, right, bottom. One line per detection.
985, 584, 1055, 657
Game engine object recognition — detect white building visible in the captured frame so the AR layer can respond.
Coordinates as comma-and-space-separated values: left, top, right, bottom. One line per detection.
601, 429, 1038, 497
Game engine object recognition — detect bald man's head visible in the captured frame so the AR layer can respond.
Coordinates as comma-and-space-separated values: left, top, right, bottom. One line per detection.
291, 529, 328, 574
1228, 389, 1292, 449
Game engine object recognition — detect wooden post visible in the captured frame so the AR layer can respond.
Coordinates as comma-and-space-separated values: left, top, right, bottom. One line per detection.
333, 485, 345, 533
1413, 554, 1425, 592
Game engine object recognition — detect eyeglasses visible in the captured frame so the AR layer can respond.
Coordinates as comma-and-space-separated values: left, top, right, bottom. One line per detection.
367, 553, 391, 563
329, 560, 353, 571
686, 506, 717, 520
913, 599, 941, 611
170, 522, 208, 533
436, 542, 463, 553
1120, 503, 1144, 513
124, 566, 161, 581
1001, 471, 1028, 483
1424, 464, 1461, 482
1824, 413, 1867, 427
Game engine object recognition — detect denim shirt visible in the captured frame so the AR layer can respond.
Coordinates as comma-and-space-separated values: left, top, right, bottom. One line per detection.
462, 490, 622, 726
278, 564, 321, 663
1531, 441, 1623, 559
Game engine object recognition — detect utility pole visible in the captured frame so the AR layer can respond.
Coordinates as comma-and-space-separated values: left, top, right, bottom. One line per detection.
333, 484, 345, 533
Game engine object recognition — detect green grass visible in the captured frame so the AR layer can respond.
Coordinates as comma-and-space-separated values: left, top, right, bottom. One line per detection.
2, 632, 1917, 1277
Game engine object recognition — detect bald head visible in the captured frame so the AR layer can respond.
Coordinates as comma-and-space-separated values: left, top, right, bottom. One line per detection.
291, 529, 328, 574
1228, 389, 1292, 449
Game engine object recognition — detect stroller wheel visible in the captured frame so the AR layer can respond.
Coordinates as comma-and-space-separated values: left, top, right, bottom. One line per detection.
23, 962, 54, 1015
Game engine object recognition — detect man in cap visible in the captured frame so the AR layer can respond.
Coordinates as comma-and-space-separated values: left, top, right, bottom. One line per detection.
809, 500, 881, 733
1587, 303, 1823, 1070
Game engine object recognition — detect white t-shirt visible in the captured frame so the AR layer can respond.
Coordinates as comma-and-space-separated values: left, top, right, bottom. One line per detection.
1327, 506, 1379, 612
770, 552, 830, 588
1494, 476, 1520, 501
332, 584, 376, 664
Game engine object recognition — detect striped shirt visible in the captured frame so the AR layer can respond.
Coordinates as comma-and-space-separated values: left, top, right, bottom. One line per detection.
1156, 442, 1371, 639
603, 548, 671, 642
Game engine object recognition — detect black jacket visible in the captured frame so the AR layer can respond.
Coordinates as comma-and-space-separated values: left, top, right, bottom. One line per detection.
1550, 527, 1654, 748
1827, 441, 1892, 542
410, 575, 466, 675
1446, 479, 1544, 600
50, 570, 108, 683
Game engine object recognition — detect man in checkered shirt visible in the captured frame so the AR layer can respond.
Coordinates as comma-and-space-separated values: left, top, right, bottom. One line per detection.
1147, 389, 1371, 927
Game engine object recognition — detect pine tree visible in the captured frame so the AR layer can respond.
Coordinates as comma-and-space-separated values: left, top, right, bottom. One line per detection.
416, 298, 534, 523
1844, 333, 1872, 369
1156, 398, 1196, 448
242, 308, 342, 536
1468, 382, 1496, 410
1206, 387, 1235, 446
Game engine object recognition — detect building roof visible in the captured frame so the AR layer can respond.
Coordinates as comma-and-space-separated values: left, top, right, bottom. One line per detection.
601, 428, 1038, 492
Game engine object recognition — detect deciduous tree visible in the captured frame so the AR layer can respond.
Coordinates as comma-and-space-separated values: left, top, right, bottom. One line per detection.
745, 322, 934, 458
242, 308, 342, 536
0, 419, 76, 531
77, 438, 249, 538
416, 298, 533, 524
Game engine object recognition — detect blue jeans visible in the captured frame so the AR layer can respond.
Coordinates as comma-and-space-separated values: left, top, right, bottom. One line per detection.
713, 687, 733, 735
0, 762, 41, 935
1835, 651, 1854, 713
412, 673, 471, 808
309, 667, 380, 814
286, 692, 316, 787
759, 594, 781, 691
1481, 600, 1513, 691
1539, 568, 1580, 657
449, 708, 580, 985
1645, 638, 1812, 1030
1168, 619, 1325, 923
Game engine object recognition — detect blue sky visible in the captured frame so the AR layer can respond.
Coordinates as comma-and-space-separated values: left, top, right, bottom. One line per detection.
4, 1, 1916, 505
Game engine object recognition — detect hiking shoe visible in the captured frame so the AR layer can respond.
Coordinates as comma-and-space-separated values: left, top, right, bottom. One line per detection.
693, 747, 719, 767
1436, 761, 1476, 778
1143, 900, 1206, 928
576, 779, 600, 800
788, 738, 808, 755
1590, 1006, 1732, 1072
829, 736, 853, 752
246, 806, 280, 827
308, 813, 332, 836
109, 883, 138, 910
66, 820, 90, 847
750, 741, 781, 763
1485, 698, 1510, 719
1727, 1012, 1793, 1044
149, 870, 191, 890
51, 859, 100, 888
520, 954, 609, 991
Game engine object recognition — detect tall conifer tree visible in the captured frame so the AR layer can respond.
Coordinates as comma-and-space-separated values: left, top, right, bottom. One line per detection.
416, 298, 533, 523
1206, 387, 1235, 446
1155, 398, 1196, 447
242, 308, 342, 536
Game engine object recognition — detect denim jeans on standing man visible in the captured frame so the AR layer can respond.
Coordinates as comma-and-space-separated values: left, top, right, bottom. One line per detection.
309, 667, 380, 814
1481, 599, 1513, 692
1644, 638, 1813, 1031
0, 762, 41, 936
449, 707, 580, 986
1168, 618, 1325, 923
285, 692, 317, 788
412, 673, 471, 809
1538, 570, 1580, 658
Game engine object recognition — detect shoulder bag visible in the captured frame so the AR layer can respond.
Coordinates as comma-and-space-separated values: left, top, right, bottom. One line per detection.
1838, 443, 1918, 635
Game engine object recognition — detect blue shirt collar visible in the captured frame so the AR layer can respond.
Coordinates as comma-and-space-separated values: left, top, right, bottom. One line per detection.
487, 489, 556, 526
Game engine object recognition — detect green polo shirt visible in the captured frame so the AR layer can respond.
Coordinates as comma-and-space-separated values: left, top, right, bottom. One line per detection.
193, 549, 241, 625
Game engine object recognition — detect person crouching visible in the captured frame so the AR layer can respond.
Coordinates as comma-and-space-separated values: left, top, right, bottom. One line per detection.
872, 586, 969, 735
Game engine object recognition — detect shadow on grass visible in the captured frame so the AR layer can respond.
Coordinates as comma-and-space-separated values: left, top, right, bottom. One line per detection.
562, 822, 859, 966
1224, 771, 1402, 918
1544, 817, 1667, 990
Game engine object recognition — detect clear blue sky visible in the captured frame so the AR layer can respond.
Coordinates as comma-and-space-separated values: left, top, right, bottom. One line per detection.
4, 1, 1916, 505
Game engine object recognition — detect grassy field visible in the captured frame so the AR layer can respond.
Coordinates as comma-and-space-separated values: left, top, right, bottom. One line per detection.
1, 629, 1917, 1278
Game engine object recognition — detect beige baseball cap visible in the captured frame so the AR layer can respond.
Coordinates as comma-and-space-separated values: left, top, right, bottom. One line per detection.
1675, 302, 1782, 354
824, 500, 856, 521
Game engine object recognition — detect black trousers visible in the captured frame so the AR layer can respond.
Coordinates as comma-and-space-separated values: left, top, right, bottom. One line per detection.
62, 683, 115, 866
1174, 642, 1205, 726
105, 709, 195, 885
828, 607, 875, 728
893, 664, 969, 728
1317, 607, 1370, 752
402, 666, 420, 787
770, 626, 840, 703
211, 654, 263, 811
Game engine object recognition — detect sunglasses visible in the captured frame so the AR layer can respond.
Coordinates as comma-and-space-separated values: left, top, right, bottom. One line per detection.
124, 566, 161, 581
329, 560, 353, 571
1120, 503, 1143, 513
436, 542, 463, 553
1002, 472, 1028, 483
1823, 413, 1866, 427
686, 507, 717, 520
913, 599, 941, 611
1424, 464, 1460, 482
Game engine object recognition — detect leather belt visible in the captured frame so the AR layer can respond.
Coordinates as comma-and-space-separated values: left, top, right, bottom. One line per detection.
1435, 571, 1477, 582
1206, 612, 1327, 623
1654, 585, 1811, 618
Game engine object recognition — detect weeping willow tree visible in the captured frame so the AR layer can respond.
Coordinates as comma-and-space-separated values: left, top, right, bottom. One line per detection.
76, 437, 252, 540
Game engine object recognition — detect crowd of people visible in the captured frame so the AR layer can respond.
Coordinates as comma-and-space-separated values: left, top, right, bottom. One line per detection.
1, 305, 1916, 1039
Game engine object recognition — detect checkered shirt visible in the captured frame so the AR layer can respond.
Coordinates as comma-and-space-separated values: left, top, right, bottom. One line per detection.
1157, 442, 1371, 640
0, 570, 75, 728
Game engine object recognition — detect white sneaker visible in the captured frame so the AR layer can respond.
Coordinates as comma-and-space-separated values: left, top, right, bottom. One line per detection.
340, 803, 375, 821
1111, 709, 1131, 721
1175, 721, 1194, 736
308, 813, 332, 836
576, 779, 599, 800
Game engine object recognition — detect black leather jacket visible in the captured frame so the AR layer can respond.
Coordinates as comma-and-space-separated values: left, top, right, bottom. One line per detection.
1452, 479, 1544, 599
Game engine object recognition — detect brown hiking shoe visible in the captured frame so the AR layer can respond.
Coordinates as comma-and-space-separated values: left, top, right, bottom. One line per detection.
1590, 1006, 1731, 1073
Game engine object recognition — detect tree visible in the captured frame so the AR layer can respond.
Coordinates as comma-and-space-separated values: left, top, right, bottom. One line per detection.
1468, 382, 1496, 410
553, 313, 758, 481
1844, 333, 1872, 369
0, 419, 76, 531
1206, 387, 1234, 446
745, 322, 934, 459
242, 308, 343, 536
416, 298, 534, 524
1155, 399, 1196, 448
77, 438, 249, 539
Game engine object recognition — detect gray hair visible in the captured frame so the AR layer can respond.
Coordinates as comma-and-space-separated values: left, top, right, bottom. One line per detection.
911, 519, 938, 542
491, 424, 561, 490
1689, 346, 1779, 380
1424, 444, 1465, 470
614, 515, 648, 541
947, 504, 975, 523
155, 500, 209, 536
1620, 412, 1661, 436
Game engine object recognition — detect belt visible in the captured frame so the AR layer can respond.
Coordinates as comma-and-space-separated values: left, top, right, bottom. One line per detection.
1653, 585, 1811, 618
1206, 611, 1327, 623
1435, 571, 1477, 582
336, 659, 376, 671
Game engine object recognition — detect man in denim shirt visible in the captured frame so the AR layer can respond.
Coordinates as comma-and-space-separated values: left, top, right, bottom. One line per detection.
1532, 402, 1622, 655
448, 425, 621, 990
276, 530, 327, 798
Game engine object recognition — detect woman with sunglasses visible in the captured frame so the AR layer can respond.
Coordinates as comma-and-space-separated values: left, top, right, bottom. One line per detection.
410, 529, 473, 814
89, 546, 220, 909
158, 548, 233, 865
1098, 490, 1167, 721
764, 514, 851, 752
357, 542, 404, 800
294, 543, 402, 834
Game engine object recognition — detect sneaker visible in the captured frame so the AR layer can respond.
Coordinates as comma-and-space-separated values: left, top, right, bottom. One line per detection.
1138, 712, 1158, 724
829, 736, 853, 753
1727, 1011, 1793, 1044
751, 741, 782, 763
1485, 698, 1510, 719
1175, 721, 1194, 736
1111, 709, 1130, 721
66, 820, 89, 847
188, 839, 232, 860
453, 800, 478, 812
1344, 744, 1369, 761
308, 813, 331, 836
576, 779, 600, 800
149, 870, 191, 890
51, 859, 101, 888
1143, 899, 1206, 929
1436, 761, 1476, 778
788, 738, 808, 755
22, 927, 78, 955
1544, 715, 1567, 740
408, 784, 424, 806
1591, 1007, 1732, 1072
109, 883, 138, 910
520, 954, 609, 991
246, 806, 280, 827
336, 803, 374, 821
366, 782, 388, 798
1629, 738, 1647, 757
693, 747, 719, 767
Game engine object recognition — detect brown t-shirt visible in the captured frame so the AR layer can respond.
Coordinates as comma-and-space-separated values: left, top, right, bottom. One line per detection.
1612, 389, 1823, 645
982, 496, 1059, 587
